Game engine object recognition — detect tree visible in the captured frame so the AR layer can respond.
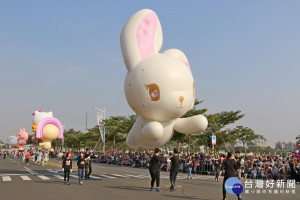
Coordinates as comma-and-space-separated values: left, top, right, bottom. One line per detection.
296, 135, 300, 144
204, 110, 245, 148
104, 115, 136, 152
232, 126, 266, 153
0, 138, 5, 149
62, 129, 85, 150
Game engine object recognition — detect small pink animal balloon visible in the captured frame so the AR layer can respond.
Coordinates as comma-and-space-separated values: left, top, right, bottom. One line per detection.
17, 128, 28, 150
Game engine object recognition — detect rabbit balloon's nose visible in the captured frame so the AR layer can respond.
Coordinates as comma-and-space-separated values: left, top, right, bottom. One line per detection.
179, 96, 184, 108
179, 96, 184, 103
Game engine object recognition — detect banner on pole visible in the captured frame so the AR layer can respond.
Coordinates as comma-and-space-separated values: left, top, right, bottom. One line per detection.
97, 113, 105, 144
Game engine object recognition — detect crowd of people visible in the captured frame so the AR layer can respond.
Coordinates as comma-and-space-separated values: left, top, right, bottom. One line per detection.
215, 152, 300, 183
54, 150, 300, 182
2, 147, 300, 199
2, 148, 300, 187
2, 148, 300, 183
1, 149, 50, 165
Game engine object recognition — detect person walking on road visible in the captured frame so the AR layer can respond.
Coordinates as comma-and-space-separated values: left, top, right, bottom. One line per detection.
37, 151, 42, 164
214, 155, 221, 182
3, 151, 7, 159
22, 152, 25, 162
170, 148, 180, 191
218, 152, 242, 200
77, 152, 85, 185
62, 152, 72, 185
34, 151, 38, 163
25, 151, 30, 165
84, 148, 92, 180
187, 155, 194, 179
149, 148, 165, 192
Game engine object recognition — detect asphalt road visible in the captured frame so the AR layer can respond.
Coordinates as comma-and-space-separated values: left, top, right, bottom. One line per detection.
0, 157, 299, 200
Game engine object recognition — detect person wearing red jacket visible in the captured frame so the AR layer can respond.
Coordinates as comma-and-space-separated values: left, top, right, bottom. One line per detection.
25, 151, 30, 165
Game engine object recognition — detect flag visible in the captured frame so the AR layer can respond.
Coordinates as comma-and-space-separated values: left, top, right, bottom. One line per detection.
97, 113, 105, 144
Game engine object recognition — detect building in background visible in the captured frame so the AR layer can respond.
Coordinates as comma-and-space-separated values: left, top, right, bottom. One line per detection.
275, 141, 295, 150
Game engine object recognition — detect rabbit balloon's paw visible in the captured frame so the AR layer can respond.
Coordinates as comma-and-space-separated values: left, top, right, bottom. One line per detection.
142, 121, 163, 141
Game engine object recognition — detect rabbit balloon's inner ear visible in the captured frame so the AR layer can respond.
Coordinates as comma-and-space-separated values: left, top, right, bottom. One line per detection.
121, 9, 163, 72
137, 12, 158, 59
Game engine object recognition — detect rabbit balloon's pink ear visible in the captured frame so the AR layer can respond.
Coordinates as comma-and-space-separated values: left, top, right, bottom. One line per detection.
121, 9, 163, 72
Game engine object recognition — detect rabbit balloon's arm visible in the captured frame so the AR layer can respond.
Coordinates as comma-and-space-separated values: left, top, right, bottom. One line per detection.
126, 117, 164, 148
174, 115, 208, 135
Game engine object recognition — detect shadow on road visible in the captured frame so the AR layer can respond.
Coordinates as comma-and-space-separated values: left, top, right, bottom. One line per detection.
104, 185, 150, 192
34, 181, 64, 184
162, 194, 209, 200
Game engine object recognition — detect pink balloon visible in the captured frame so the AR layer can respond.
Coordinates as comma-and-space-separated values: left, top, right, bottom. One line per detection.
17, 128, 29, 150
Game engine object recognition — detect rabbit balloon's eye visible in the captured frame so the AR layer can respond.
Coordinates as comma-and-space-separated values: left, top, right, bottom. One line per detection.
145, 83, 160, 101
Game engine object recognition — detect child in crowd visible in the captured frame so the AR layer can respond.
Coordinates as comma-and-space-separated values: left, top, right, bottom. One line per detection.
37, 151, 42, 164
42, 153, 49, 166
241, 167, 245, 179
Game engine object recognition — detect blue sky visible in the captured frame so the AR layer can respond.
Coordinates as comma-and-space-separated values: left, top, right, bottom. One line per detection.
0, 1, 299, 147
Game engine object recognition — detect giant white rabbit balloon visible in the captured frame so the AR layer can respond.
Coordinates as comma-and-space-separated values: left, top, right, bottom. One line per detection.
121, 9, 208, 148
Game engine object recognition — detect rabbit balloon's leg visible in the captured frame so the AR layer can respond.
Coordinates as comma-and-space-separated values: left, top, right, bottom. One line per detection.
174, 115, 208, 134
126, 116, 145, 148
142, 121, 164, 141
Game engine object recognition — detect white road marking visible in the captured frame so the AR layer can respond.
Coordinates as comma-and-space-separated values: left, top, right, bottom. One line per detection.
97, 174, 116, 178
193, 176, 209, 179
2, 176, 12, 181
53, 175, 64, 180
124, 174, 148, 178
111, 174, 131, 178
89, 175, 101, 180
70, 175, 79, 179
0, 174, 23, 176
20, 176, 31, 181
24, 167, 38, 175
133, 175, 149, 178
46, 169, 59, 173
160, 175, 169, 178
38, 175, 50, 180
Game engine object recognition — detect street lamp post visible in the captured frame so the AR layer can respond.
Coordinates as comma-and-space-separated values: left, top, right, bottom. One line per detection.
91, 107, 106, 153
